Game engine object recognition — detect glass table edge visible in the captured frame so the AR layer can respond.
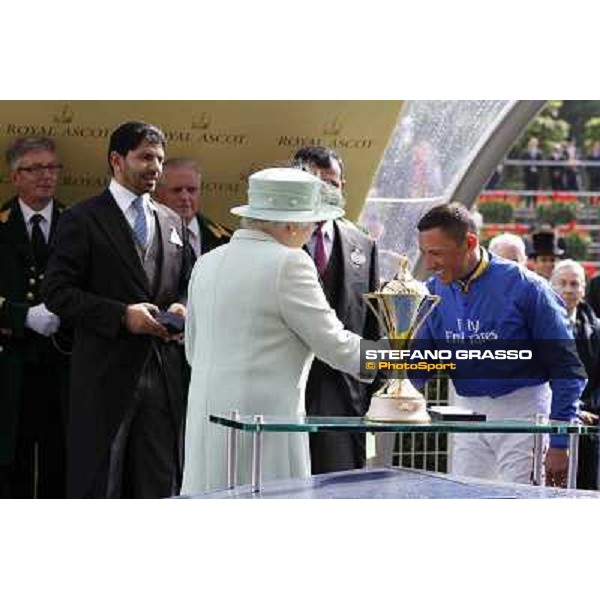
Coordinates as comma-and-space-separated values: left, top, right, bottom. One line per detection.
209, 414, 599, 434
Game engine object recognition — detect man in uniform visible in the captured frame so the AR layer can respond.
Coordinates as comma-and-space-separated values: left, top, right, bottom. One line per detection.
0, 136, 68, 498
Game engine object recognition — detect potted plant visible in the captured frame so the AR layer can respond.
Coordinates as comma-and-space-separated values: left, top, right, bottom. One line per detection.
536, 202, 578, 225
478, 201, 514, 224
563, 231, 590, 261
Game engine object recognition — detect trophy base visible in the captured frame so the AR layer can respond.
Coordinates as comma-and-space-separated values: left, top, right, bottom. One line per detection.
365, 379, 431, 423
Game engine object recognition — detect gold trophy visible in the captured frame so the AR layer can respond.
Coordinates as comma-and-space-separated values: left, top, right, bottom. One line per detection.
363, 257, 440, 422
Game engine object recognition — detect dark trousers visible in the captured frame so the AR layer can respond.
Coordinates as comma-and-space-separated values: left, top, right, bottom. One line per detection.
577, 433, 599, 490
306, 360, 367, 475
309, 431, 366, 474
0, 357, 66, 498
87, 356, 182, 499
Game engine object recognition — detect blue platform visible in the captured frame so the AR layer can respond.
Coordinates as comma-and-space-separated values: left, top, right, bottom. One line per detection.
186, 467, 600, 499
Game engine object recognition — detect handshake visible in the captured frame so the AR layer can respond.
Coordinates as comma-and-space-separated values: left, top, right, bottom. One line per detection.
25, 303, 61, 337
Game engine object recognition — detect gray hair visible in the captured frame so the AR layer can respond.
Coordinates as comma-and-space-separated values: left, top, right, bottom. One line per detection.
6, 137, 57, 171
488, 233, 527, 264
162, 157, 201, 175
240, 216, 308, 232
550, 259, 586, 285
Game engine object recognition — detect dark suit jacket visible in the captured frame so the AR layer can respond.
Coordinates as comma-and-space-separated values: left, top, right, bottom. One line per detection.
42, 189, 190, 498
305, 218, 380, 417
0, 198, 67, 464
196, 213, 231, 255
586, 275, 600, 320
521, 149, 543, 189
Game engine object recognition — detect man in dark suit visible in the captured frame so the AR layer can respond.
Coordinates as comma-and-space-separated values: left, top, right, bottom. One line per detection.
293, 146, 380, 474
0, 136, 68, 498
586, 271, 600, 318
521, 137, 543, 208
154, 157, 231, 259
549, 143, 567, 191
529, 229, 565, 280
43, 122, 191, 499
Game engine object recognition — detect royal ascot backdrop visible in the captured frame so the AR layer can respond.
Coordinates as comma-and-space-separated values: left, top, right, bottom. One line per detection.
0, 100, 403, 225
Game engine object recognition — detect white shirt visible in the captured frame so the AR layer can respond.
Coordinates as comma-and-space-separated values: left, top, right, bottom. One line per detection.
18, 198, 53, 242
305, 219, 334, 264
187, 217, 202, 258
109, 178, 156, 245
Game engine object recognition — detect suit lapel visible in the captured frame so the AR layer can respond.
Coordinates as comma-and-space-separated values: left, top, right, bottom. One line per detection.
151, 207, 169, 299
336, 219, 371, 317
92, 190, 151, 294
334, 220, 352, 313
49, 200, 64, 242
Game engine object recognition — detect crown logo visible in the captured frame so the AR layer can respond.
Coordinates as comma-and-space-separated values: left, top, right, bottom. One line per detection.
191, 112, 211, 130
323, 116, 343, 136
53, 103, 74, 124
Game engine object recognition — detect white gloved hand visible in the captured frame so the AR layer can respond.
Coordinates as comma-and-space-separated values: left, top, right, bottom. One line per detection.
25, 303, 61, 337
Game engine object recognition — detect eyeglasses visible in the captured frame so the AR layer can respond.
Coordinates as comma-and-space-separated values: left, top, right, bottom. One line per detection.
17, 164, 62, 175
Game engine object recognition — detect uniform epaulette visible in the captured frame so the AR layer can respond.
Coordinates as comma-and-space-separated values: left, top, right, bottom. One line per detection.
206, 220, 231, 239
0, 207, 11, 223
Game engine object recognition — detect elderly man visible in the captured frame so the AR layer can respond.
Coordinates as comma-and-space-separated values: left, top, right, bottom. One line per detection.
488, 233, 527, 265
154, 158, 230, 260
550, 259, 600, 489
414, 202, 586, 487
0, 136, 68, 498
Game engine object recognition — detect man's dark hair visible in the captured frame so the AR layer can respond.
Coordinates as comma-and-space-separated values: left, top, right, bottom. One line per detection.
108, 121, 166, 173
6, 137, 57, 170
293, 146, 345, 179
417, 202, 477, 244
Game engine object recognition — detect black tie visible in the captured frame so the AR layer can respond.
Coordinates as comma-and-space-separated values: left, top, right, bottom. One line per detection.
30, 214, 49, 270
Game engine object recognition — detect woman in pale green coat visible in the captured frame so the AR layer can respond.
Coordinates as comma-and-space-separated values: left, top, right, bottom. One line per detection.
181, 168, 365, 494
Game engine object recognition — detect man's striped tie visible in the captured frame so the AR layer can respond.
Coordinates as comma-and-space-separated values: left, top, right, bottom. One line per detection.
132, 196, 148, 249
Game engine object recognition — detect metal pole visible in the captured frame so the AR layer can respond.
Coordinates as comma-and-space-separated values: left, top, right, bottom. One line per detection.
532, 413, 545, 486
567, 418, 580, 490
251, 415, 264, 493
226, 409, 239, 489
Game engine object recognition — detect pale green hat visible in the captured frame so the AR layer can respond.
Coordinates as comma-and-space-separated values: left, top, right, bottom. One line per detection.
231, 167, 345, 223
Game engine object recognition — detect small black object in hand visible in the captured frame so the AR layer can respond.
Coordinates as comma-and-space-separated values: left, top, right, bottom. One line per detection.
155, 311, 185, 334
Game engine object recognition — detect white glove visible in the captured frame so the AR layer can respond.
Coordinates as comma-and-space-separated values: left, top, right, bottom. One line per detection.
25, 303, 61, 337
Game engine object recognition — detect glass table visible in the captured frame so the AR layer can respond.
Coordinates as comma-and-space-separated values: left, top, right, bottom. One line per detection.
209, 413, 599, 493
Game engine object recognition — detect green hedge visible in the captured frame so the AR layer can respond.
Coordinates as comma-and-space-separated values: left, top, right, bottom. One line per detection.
563, 232, 589, 261
536, 202, 577, 225
478, 201, 514, 223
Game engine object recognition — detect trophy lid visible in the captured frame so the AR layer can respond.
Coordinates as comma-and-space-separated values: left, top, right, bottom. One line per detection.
380, 256, 428, 296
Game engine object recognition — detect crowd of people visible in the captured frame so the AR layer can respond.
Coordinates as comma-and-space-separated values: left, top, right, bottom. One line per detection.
486, 136, 600, 205
0, 122, 597, 498
0, 125, 380, 498
487, 227, 600, 487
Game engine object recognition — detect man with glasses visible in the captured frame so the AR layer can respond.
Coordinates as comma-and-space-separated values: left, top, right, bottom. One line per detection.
0, 136, 67, 498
